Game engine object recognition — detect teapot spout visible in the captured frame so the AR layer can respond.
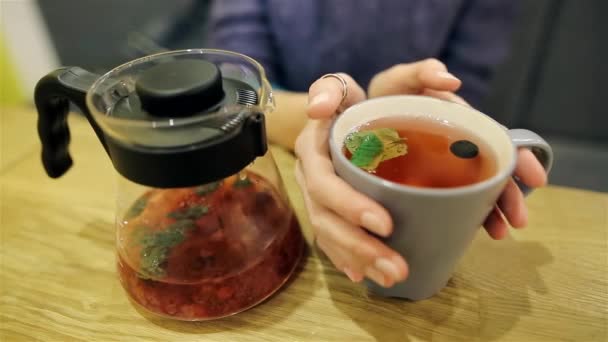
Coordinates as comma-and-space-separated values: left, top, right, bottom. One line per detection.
34, 67, 107, 178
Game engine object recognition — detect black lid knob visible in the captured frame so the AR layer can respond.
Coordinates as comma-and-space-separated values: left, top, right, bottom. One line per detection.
135, 59, 225, 117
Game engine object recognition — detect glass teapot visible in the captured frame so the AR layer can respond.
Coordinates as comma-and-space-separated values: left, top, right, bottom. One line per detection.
33, 49, 304, 321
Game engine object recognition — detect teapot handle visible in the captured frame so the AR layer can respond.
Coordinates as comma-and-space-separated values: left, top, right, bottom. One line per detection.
34, 67, 101, 178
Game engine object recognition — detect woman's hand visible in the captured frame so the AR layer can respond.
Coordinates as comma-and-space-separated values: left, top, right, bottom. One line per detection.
294, 59, 547, 287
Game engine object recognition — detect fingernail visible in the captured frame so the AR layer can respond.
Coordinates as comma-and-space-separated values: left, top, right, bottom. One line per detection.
365, 267, 388, 287
361, 212, 388, 236
374, 258, 402, 281
309, 92, 329, 107
436, 71, 459, 81
343, 267, 363, 282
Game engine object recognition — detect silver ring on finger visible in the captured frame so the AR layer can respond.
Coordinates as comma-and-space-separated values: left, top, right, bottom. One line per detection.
321, 73, 349, 106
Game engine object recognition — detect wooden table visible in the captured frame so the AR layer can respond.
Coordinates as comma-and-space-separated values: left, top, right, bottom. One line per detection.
1, 105, 607, 341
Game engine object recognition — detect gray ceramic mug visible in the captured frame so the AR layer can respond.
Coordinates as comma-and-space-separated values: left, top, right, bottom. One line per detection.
329, 95, 553, 300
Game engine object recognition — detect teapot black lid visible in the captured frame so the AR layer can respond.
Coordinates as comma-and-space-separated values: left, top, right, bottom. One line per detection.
34, 54, 269, 189
109, 58, 267, 187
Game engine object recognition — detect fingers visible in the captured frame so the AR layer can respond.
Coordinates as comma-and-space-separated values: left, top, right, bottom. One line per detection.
294, 118, 407, 287
485, 178, 529, 239
368, 58, 462, 98
312, 206, 407, 287
318, 232, 399, 288
486, 148, 547, 235
497, 179, 528, 228
421, 89, 469, 106
296, 161, 408, 286
309, 174, 393, 237
483, 206, 509, 240
316, 238, 364, 283
484, 148, 546, 238
300, 153, 393, 237
306, 59, 463, 118
295, 153, 408, 287
307, 73, 367, 119
515, 149, 548, 188
294, 121, 393, 237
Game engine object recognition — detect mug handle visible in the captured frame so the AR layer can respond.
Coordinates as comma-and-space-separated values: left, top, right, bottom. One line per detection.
507, 129, 554, 195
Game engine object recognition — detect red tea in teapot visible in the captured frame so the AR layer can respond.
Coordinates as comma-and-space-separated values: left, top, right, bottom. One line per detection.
343, 117, 497, 188
116, 171, 303, 320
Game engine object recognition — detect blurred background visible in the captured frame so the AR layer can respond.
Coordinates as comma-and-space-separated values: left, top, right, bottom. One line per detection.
1, 0, 606, 192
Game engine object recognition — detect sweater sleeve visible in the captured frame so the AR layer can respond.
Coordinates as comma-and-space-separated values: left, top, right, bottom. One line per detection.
440, 0, 520, 107
206, 0, 280, 82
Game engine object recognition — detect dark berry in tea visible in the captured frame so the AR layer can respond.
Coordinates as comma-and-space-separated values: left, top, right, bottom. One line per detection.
343, 117, 497, 188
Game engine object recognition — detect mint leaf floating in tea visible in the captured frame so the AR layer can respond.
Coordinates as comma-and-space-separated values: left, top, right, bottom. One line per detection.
194, 181, 220, 196
450, 140, 479, 159
135, 203, 207, 277
168, 205, 209, 220
140, 229, 185, 277
138, 219, 197, 277
344, 131, 372, 154
345, 128, 408, 171
124, 197, 147, 220
350, 133, 383, 169
376, 127, 408, 160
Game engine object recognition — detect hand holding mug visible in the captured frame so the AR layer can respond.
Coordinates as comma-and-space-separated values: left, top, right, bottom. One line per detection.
294, 59, 550, 291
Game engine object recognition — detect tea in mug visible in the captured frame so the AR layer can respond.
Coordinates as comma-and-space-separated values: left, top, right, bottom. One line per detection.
343, 116, 497, 188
